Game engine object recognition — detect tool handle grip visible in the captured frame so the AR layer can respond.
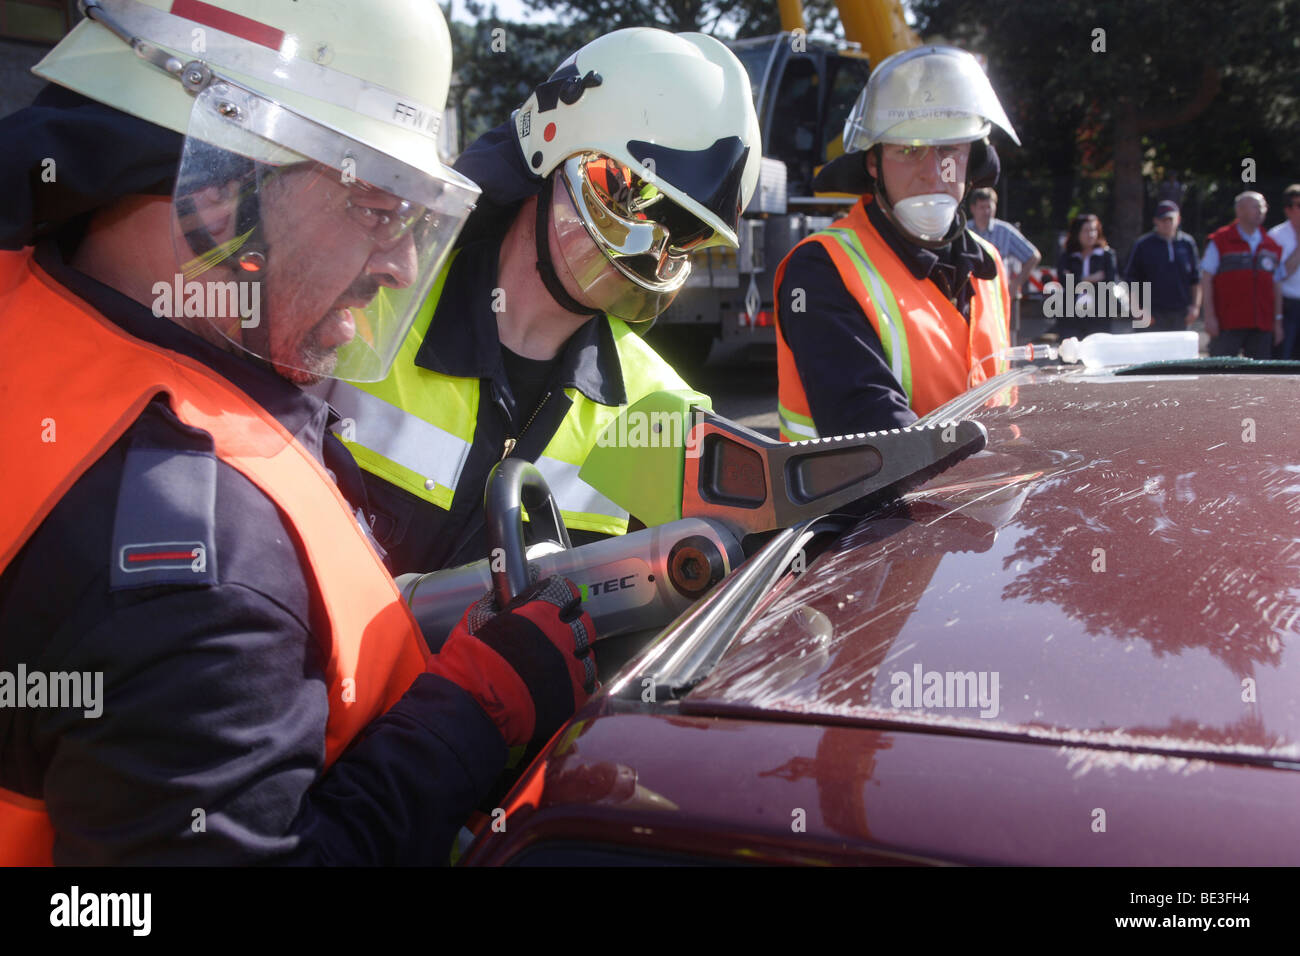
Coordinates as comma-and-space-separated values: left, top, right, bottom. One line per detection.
484, 459, 572, 608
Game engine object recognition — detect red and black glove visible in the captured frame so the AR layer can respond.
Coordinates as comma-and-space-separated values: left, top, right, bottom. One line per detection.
426, 576, 597, 747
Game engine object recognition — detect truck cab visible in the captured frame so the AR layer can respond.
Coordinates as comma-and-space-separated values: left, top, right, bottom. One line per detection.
732, 34, 871, 197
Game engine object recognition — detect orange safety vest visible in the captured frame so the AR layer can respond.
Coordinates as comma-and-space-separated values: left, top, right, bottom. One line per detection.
0, 249, 429, 865
774, 197, 1011, 441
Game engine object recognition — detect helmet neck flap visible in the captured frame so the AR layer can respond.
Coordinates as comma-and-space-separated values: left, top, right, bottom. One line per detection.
534, 175, 601, 317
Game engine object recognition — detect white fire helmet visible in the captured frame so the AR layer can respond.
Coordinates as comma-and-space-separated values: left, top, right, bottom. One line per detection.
842, 45, 1020, 152
513, 28, 761, 324
34, 0, 480, 383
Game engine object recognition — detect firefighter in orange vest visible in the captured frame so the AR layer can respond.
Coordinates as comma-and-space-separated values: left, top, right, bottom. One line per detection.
0, 0, 595, 865
775, 47, 1018, 441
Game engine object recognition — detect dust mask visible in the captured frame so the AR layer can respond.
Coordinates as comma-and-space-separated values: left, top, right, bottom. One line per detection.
891, 193, 959, 243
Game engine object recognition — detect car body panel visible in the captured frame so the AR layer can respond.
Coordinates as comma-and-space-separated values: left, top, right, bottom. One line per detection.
688, 368, 1300, 765
463, 366, 1300, 865
464, 708, 1300, 866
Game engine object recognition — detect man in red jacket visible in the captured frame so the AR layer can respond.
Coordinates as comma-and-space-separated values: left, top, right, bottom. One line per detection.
1200, 191, 1285, 358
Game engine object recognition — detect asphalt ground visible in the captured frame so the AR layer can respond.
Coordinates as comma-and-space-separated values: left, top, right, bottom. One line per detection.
692, 338, 781, 439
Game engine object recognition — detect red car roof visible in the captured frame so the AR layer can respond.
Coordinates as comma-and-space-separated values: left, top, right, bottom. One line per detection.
684, 367, 1300, 766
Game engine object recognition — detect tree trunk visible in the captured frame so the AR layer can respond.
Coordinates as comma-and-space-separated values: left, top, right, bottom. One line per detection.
1112, 98, 1145, 263
1049, 160, 1074, 265
1113, 65, 1221, 258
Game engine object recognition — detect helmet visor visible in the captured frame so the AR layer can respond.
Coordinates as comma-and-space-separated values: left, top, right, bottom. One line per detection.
172, 79, 478, 383
550, 159, 692, 324
560, 153, 709, 288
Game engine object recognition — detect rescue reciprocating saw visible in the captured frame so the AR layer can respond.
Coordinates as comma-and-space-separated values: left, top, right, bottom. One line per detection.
395, 392, 987, 646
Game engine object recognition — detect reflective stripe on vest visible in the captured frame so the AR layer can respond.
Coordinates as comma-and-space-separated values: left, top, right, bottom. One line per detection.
823, 226, 914, 401
778, 401, 818, 441
968, 231, 1012, 374
320, 379, 471, 510
0, 249, 428, 865
532, 455, 627, 521
332, 260, 706, 536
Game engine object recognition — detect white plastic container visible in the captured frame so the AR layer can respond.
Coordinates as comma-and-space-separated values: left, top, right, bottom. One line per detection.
1058, 331, 1199, 368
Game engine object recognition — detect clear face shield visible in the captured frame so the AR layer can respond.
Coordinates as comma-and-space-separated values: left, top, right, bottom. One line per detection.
549, 153, 713, 325
172, 80, 477, 383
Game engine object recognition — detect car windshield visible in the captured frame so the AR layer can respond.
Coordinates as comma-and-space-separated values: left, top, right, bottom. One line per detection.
731, 39, 779, 107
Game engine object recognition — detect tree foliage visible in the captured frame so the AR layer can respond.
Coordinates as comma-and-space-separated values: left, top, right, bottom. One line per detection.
911, 0, 1300, 257
519, 0, 840, 38
446, 3, 600, 149
446, 0, 841, 151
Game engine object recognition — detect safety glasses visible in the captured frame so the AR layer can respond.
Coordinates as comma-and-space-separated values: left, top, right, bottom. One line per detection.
344, 186, 435, 250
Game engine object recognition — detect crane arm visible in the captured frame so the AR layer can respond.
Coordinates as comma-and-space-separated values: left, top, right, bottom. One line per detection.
778, 0, 921, 65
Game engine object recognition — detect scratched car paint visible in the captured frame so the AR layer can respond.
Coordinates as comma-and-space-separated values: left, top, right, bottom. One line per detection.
463, 364, 1300, 866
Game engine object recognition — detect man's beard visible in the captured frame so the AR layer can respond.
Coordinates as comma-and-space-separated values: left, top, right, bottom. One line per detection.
276, 274, 381, 385
278, 326, 339, 385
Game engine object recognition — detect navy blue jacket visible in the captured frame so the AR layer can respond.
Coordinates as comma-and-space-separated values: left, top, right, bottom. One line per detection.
1123, 230, 1200, 311
0, 241, 506, 864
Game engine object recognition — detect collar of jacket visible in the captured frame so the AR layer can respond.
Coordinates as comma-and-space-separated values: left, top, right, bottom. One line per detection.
412, 236, 629, 407
32, 237, 333, 452
864, 196, 997, 285
449, 120, 544, 246
1139, 229, 1193, 245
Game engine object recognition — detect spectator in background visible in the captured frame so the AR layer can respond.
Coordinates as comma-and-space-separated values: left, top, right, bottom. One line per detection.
1267, 184, 1300, 359
968, 187, 1041, 297
1200, 191, 1283, 359
1124, 200, 1201, 332
1056, 213, 1117, 341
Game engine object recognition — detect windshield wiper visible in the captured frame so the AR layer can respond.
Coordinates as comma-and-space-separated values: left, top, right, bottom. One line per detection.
1115, 357, 1300, 376
607, 515, 851, 702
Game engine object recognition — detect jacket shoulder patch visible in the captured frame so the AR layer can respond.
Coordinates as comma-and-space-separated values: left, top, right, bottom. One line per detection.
110, 441, 218, 590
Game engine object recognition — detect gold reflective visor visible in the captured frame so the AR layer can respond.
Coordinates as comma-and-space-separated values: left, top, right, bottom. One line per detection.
559, 153, 712, 289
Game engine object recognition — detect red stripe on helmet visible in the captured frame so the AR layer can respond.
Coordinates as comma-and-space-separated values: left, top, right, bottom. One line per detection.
170, 0, 286, 52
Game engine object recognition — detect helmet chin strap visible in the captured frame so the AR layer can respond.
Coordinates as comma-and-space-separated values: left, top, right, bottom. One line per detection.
534, 175, 602, 317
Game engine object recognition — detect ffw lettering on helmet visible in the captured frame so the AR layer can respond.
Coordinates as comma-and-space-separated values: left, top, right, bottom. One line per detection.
392, 100, 441, 137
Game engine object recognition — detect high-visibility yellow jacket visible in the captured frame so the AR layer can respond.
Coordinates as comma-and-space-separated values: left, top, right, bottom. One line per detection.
318, 243, 708, 574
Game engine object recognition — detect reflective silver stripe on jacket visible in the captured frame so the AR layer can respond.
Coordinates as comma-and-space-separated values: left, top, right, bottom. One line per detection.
314, 380, 470, 492
533, 456, 629, 522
